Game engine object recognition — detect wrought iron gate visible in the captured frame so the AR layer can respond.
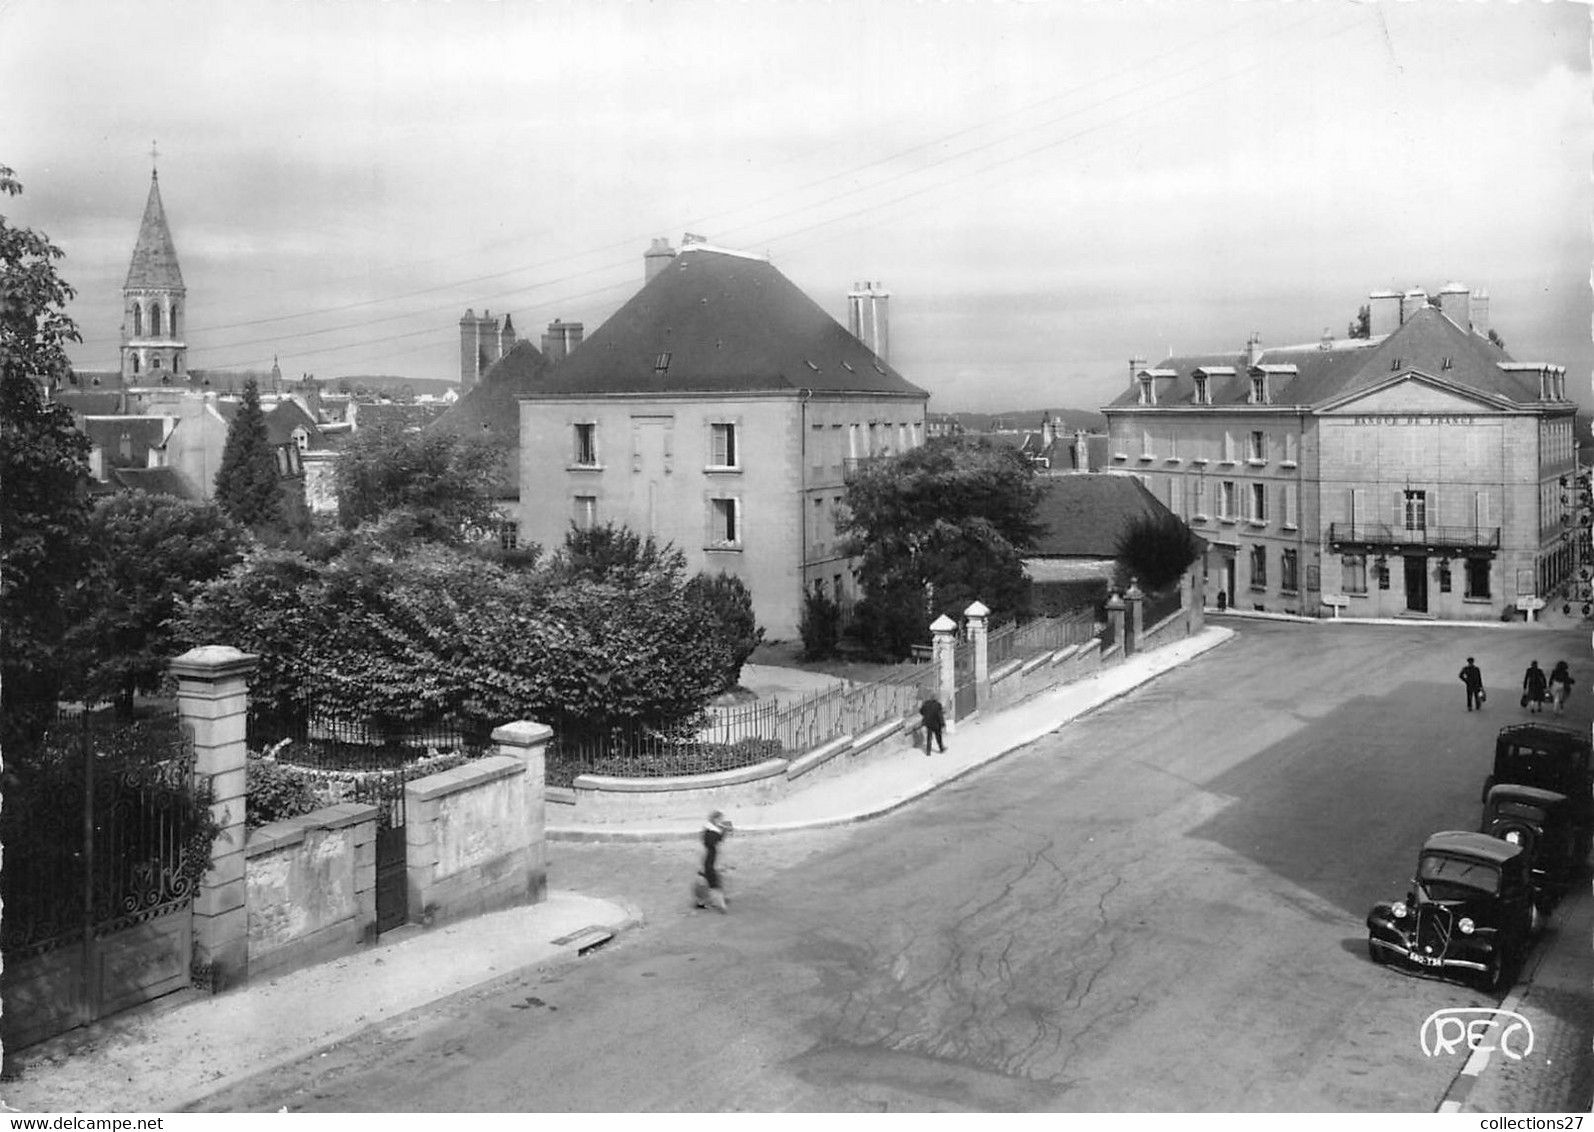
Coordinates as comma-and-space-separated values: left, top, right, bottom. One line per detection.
0, 709, 201, 1047
952, 640, 977, 720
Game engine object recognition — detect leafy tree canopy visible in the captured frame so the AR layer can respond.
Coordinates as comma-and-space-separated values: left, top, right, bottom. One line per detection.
1115, 510, 1203, 592
334, 424, 500, 544
842, 436, 1043, 658
0, 165, 92, 712
64, 491, 248, 715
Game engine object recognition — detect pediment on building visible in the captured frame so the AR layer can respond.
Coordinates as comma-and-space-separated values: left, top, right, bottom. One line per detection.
1315, 370, 1516, 416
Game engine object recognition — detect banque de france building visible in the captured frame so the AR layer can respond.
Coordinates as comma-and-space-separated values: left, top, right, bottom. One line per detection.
1102, 284, 1576, 621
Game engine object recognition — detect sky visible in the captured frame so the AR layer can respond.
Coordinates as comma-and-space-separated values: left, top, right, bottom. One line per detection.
1, 0, 1589, 414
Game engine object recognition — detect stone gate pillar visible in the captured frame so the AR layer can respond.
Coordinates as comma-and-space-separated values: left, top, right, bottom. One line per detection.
1106, 592, 1125, 656
965, 600, 991, 705
1125, 579, 1145, 655
171, 645, 257, 992
930, 614, 958, 717
492, 720, 552, 904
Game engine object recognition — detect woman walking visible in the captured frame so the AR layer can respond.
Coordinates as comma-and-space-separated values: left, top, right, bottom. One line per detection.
695, 811, 734, 912
1549, 661, 1576, 715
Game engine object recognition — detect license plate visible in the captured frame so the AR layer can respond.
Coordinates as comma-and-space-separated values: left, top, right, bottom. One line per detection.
1411, 954, 1443, 967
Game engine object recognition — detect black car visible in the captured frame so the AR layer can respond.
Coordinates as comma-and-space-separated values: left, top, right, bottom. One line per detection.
1482, 783, 1579, 910
1482, 723, 1593, 860
1367, 831, 1537, 991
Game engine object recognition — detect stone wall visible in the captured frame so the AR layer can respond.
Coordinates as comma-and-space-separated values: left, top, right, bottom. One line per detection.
406, 755, 538, 926
244, 802, 377, 980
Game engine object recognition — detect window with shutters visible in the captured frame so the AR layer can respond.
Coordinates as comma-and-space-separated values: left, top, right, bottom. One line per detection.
1249, 544, 1267, 589
573, 495, 597, 530
1247, 430, 1266, 463
1283, 483, 1299, 530
1190, 476, 1207, 519
1220, 481, 1236, 521
1169, 476, 1185, 518
1281, 549, 1299, 593
1221, 431, 1237, 464
1282, 432, 1298, 467
708, 497, 741, 549
709, 422, 739, 469
1403, 490, 1427, 531
1250, 482, 1268, 525
1343, 554, 1368, 594
573, 423, 598, 466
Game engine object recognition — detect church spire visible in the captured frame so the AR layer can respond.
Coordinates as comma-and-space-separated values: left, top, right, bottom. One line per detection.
121, 158, 188, 384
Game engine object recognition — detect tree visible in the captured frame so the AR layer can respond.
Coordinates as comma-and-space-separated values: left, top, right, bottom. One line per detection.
0, 165, 92, 713
1115, 510, 1203, 592
799, 583, 842, 661
1488, 328, 1507, 352
684, 571, 764, 691
64, 491, 248, 716
842, 436, 1043, 659
1347, 304, 1371, 339
214, 377, 284, 531
334, 424, 500, 543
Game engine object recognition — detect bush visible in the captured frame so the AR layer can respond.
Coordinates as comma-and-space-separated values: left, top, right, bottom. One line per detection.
1115, 511, 1202, 592
799, 584, 842, 660
246, 754, 323, 829
686, 571, 764, 690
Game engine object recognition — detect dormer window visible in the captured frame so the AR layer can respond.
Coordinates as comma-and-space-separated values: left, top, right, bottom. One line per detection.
654, 352, 672, 376
1250, 374, 1267, 404
1139, 376, 1154, 406
1193, 374, 1209, 405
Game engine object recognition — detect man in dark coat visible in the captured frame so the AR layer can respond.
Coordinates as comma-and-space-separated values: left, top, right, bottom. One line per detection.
1523, 661, 1548, 713
1459, 657, 1485, 711
920, 697, 946, 755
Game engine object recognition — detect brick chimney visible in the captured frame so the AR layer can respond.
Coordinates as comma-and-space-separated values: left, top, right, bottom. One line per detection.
645, 238, 676, 282
542, 319, 584, 362
847, 281, 891, 364
1368, 290, 1402, 337
1470, 289, 1491, 339
1401, 287, 1429, 325
1245, 333, 1263, 367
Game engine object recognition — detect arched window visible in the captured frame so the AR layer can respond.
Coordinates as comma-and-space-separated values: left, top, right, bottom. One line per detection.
151, 305, 162, 337
133, 305, 143, 337
131, 354, 141, 375
170, 303, 179, 335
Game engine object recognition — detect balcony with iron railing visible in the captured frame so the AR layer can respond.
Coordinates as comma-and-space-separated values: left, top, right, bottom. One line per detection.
1326, 522, 1501, 554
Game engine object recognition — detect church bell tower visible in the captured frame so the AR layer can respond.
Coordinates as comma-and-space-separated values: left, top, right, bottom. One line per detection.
121, 149, 187, 383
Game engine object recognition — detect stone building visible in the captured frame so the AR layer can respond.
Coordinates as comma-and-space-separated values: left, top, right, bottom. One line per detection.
1102, 285, 1577, 620
517, 238, 929, 638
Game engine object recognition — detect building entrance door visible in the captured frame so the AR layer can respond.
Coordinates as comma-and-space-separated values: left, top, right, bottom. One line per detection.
1404, 555, 1429, 613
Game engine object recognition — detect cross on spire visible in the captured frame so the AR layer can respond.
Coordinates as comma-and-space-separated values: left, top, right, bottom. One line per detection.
149, 140, 160, 174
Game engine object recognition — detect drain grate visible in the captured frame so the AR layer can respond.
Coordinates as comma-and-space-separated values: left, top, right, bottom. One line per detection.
551, 926, 615, 955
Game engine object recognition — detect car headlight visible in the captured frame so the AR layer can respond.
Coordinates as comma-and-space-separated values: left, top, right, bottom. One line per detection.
1392, 902, 1409, 920
1459, 917, 1476, 935
1503, 830, 1522, 845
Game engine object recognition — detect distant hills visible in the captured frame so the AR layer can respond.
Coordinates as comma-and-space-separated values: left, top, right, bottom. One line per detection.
930, 408, 1108, 434
327, 375, 458, 399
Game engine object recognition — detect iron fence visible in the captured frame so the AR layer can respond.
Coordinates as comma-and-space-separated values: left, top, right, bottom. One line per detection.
1, 707, 201, 963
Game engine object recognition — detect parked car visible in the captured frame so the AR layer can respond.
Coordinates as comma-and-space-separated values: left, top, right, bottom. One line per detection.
1481, 723, 1593, 861
1367, 831, 1537, 992
1481, 784, 1579, 911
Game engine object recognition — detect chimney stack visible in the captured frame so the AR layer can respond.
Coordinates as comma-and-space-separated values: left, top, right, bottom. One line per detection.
542, 319, 585, 362
847, 281, 891, 364
1470, 289, 1491, 339
1128, 356, 1146, 391
1401, 287, 1429, 325
644, 238, 676, 283
1368, 290, 1401, 337
1245, 333, 1262, 367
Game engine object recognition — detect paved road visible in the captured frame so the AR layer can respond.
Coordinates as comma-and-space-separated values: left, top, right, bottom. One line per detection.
198, 621, 1592, 1112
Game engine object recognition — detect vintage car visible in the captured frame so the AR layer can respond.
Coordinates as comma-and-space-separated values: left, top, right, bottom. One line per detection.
1482, 783, 1578, 910
1481, 723, 1593, 862
1367, 831, 1536, 991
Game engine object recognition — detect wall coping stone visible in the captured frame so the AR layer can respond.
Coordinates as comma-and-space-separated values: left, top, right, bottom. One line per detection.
1020, 653, 1052, 677
408, 754, 523, 803
574, 757, 788, 794
1051, 643, 1081, 665
170, 645, 258, 683
546, 786, 577, 807
853, 716, 906, 755
246, 802, 379, 857
786, 736, 853, 781
990, 658, 1024, 684
492, 720, 554, 748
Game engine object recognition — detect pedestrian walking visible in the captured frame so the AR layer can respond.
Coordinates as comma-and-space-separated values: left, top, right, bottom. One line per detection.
1548, 660, 1575, 715
1459, 657, 1485, 711
694, 810, 733, 912
1522, 661, 1548, 713
920, 696, 946, 755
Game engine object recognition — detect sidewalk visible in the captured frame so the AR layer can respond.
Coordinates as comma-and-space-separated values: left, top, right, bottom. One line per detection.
548, 626, 1238, 841
4, 627, 1238, 1113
